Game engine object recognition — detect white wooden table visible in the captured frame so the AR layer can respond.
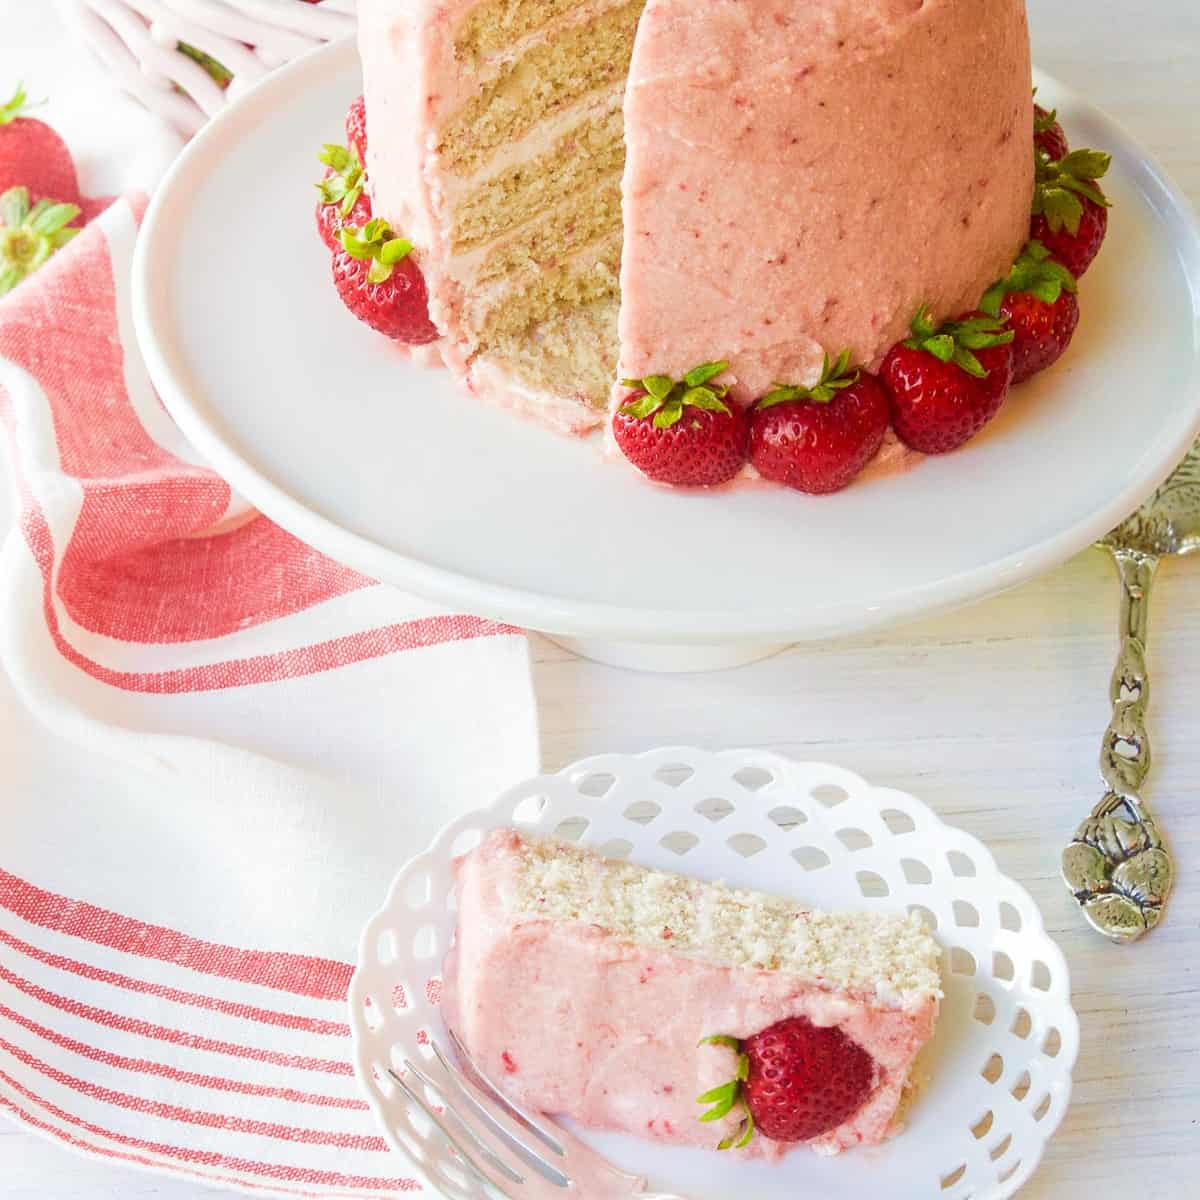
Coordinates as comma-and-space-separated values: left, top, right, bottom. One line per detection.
2, 0, 1198, 1196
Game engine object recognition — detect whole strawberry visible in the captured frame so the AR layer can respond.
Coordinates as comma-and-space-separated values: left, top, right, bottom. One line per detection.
743, 1019, 874, 1143
346, 95, 368, 164
1031, 148, 1112, 278
315, 142, 368, 251
880, 307, 1015, 454
333, 218, 438, 344
0, 84, 80, 208
982, 241, 1080, 384
613, 362, 748, 487
697, 1019, 874, 1148
1, 186, 82, 296
1034, 102, 1069, 162
749, 351, 889, 494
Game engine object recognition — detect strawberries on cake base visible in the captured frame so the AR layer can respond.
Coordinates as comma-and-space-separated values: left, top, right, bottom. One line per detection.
330, 2, 1112, 493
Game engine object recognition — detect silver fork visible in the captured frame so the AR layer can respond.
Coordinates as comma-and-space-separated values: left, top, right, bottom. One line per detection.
386, 1027, 685, 1199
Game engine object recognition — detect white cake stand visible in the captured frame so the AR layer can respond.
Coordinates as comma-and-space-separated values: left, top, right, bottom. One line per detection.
132, 39, 1200, 672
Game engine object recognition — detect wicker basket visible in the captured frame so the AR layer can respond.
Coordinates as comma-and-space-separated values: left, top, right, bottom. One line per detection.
58, 0, 357, 136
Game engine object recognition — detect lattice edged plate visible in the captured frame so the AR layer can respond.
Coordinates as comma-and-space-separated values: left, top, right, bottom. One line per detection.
349, 749, 1078, 1200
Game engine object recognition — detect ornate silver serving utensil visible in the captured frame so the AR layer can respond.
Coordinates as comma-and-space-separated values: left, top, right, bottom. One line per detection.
1062, 438, 1200, 942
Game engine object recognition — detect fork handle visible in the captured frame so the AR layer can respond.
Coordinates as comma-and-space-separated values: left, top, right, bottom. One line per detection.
1102, 547, 1158, 795
1062, 546, 1173, 942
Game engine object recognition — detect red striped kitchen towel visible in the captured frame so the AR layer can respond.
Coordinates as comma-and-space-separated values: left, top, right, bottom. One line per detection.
0, 88, 539, 1197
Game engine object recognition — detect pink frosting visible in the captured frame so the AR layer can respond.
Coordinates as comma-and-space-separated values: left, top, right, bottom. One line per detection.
443, 830, 940, 1160
358, 2, 455, 324
359, 0, 1033, 445
617, 0, 1034, 403
359, 0, 621, 432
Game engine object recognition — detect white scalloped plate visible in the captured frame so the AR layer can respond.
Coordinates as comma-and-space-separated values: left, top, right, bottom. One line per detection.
349, 749, 1079, 1200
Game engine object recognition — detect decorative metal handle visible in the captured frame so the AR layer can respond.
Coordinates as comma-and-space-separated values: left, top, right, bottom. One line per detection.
1062, 548, 1173, 942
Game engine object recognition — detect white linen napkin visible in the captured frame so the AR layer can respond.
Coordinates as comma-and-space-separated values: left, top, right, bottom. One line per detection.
0, 6, 540, 1194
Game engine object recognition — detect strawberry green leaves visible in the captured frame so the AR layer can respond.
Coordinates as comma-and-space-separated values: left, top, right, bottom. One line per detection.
317, 143, 366, 218
620, 361, 731, 429
0, 186, 81, 296
904, 305, 1014, 380
759, 349, 860, 409
682, 361, 729, 389
697, 1080, 740, 1122
1033, 104, 1059, 136
1034, 147, 1112, 236
718, 1107, 755, 1152
697, 1034, 755, 1151
1032, 89, 1061, 138
981, 241, 1078, 317
340, 217, 414, 284
0, 82, 35, 127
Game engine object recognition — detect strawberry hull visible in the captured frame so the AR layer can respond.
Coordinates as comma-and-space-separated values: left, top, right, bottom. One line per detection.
1030, 200, 1109, 279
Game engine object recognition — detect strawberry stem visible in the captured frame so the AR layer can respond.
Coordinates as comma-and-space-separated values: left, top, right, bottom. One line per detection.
981, 241, 1077, 317
340, 217, 414, 284
0, 82, 36, 126
718, 1107, 755, 1152
316, 143, 366, 217
619, 361, 731, 428
759, 349, 860, 409
0, 186, 81, 296
697, 1034, 756, 1151
177, 43, 233, 89
903, 306, 1013, 380
1034, 147, 1112, 235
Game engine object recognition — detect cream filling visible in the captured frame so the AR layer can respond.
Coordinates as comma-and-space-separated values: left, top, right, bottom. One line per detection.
438, 81, 626, 207
462, 230, 622, 339
446, 163, 623, 283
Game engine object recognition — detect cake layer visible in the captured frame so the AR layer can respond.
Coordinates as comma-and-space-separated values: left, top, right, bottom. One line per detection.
439, 0, 643, 175
475, 300, 619, 413
450, 108, 625, 253
461, 829, 941, 999
473, 234, 621, 345
617, 0, 1035, 403
471, 238, 622, 408
457, 0, 602, 65
442, 830, 942, 1157
473, 177, 623, 285
360, 0, 636, 432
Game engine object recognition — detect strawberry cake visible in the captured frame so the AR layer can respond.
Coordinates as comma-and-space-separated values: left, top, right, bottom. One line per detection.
442, 830, 942, 1157
332, 0, 1110, 492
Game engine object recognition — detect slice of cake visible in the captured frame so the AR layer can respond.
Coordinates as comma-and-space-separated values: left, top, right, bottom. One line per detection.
442, 829, 941, 1157
357, 0, 1033, 433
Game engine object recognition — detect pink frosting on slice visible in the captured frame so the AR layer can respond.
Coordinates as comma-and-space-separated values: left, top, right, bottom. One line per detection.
617, 0, 1034, 403
443, 830, 940, 1160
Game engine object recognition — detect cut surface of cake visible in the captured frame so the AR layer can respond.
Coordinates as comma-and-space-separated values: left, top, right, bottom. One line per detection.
442, 829, 942, 1157
358, 0, 1033, 433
